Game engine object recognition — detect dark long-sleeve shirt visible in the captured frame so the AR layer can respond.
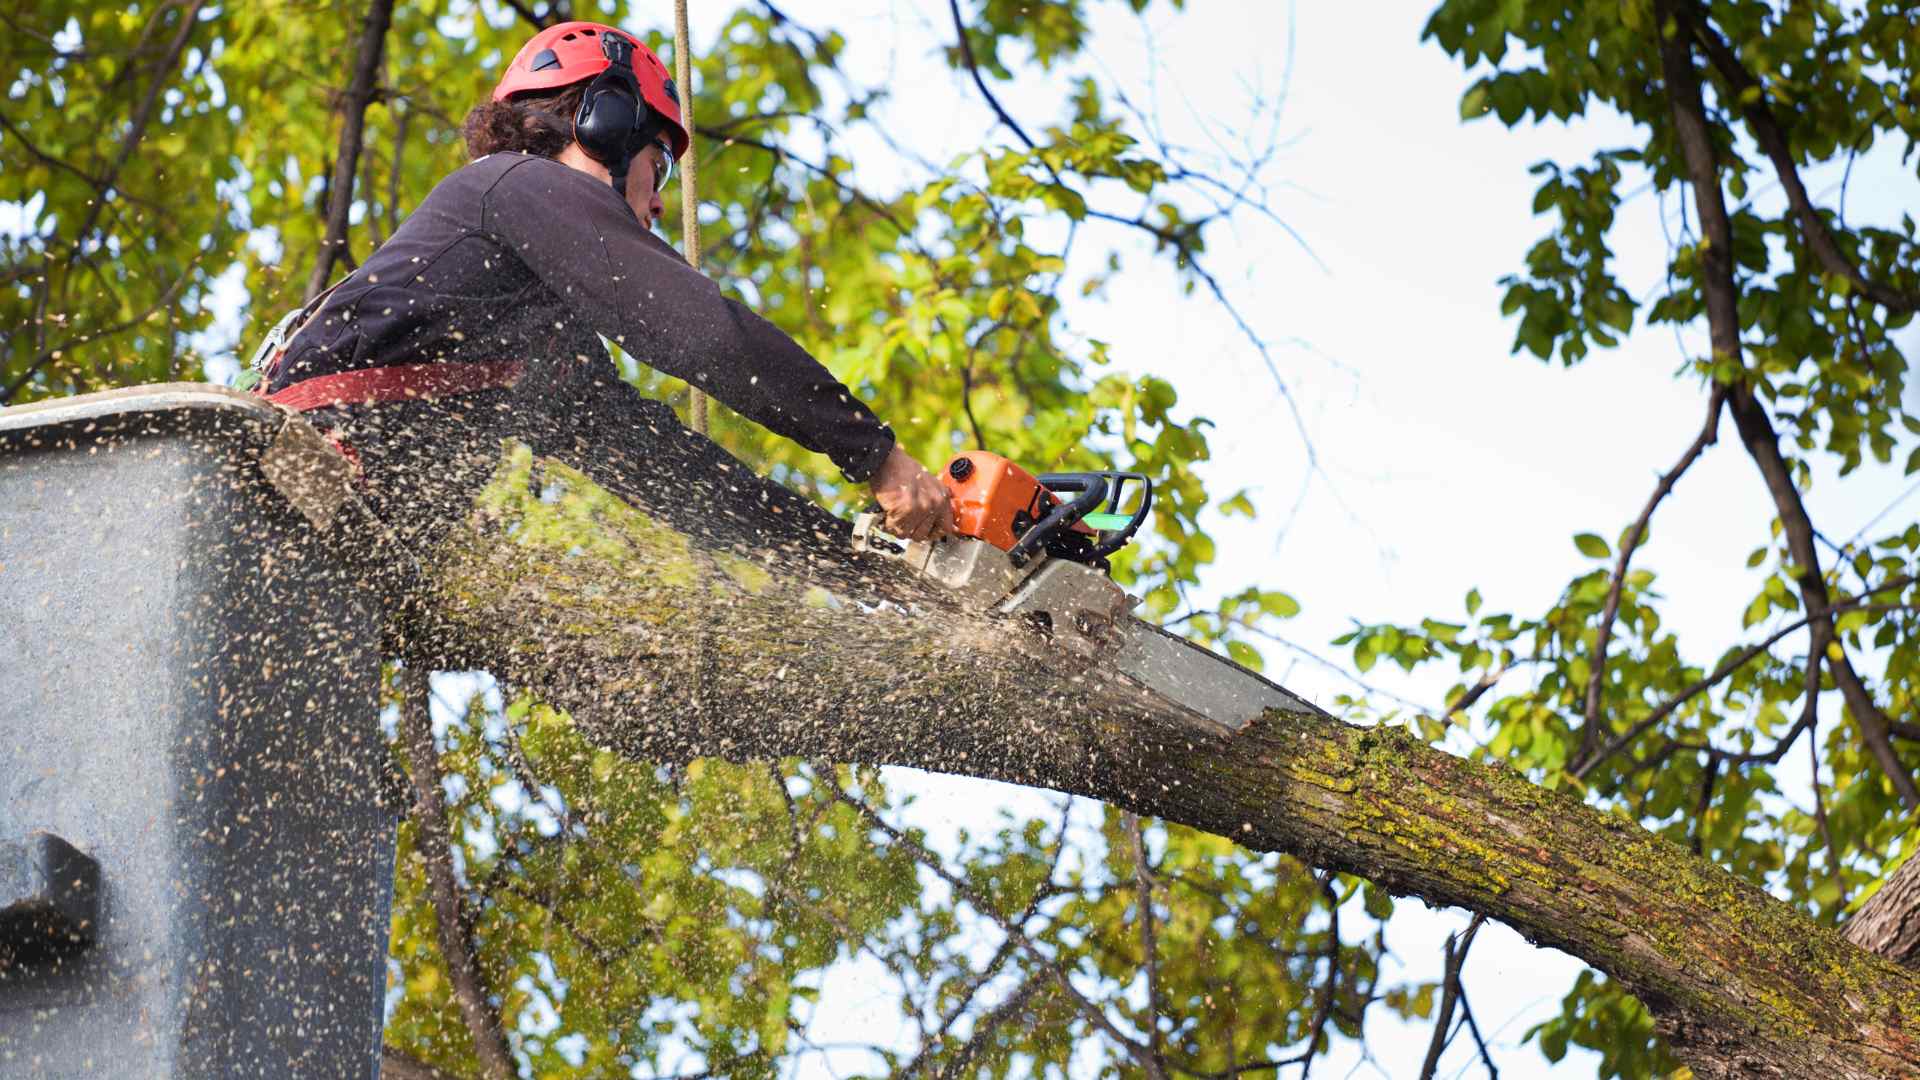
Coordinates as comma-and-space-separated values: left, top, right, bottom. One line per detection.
269, 152, 895, 481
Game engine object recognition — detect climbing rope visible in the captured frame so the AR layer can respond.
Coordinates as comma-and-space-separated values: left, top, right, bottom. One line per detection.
672, 0, 708, 435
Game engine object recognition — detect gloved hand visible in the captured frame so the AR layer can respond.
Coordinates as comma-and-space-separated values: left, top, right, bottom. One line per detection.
869, 443, 956, 541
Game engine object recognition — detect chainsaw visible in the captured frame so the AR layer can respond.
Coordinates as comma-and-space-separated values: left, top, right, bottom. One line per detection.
852, 452, 1311, 734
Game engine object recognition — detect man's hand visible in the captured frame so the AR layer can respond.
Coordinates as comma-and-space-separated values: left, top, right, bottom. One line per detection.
869, 444, 955, 541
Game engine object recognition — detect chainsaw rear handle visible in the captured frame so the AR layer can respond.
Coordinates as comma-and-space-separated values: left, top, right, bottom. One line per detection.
1048, 471, 1154, 559
1006, 473, 1108, 567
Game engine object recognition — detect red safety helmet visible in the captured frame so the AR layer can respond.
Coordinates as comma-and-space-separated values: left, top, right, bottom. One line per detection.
492, 22, 689, 162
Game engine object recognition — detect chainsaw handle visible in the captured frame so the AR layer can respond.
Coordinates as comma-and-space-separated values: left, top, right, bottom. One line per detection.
1067, 471, 1152, 558
1006, 473, 1109, 568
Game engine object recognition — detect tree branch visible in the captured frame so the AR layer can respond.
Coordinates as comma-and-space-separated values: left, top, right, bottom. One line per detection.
1574, 587, 1911, 781
944, 0, 1038, 151
931, 973, 1046, 1080
1127, 813, 1170, 1073
1846, 855, 1920, 970
1650, 0, 1918, 809
1419, 914, 1485, 1080
1576, 385, 1724, 767
414, 415, 1920, 1077
1677, 2, 1920, 314
380, 1046, 466, 1080
2, 261, 198, 403
305, 0, 394, 302
66, 0, 207, 254
829, 779, 1170, 1080
401, 667, 517, 1080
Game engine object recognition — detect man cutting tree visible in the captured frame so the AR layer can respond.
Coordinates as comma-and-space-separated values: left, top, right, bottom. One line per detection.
254, 21, 955, 546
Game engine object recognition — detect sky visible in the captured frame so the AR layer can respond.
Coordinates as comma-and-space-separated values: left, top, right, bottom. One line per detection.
658, 1, 1920, 1077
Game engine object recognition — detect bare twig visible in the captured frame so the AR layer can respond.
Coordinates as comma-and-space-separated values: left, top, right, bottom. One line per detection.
0, 112, 106, 190
932, 973, 1046, 1080
66, 0, 207, 255
1806, 670, 1844, 897
944, 0, 1038, 150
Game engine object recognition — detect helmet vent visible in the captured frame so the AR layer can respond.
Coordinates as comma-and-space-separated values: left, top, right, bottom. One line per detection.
529, 48, 561, 71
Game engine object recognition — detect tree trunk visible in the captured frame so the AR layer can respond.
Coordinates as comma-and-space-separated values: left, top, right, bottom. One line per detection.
368, 425, 1920, 1080
1849, 856, 1920, 970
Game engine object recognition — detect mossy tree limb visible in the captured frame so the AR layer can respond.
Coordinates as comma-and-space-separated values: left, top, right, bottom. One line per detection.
400, 442, 1920, 1080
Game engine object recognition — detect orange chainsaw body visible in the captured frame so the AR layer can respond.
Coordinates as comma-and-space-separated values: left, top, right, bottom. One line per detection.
942, 451, 1091, 552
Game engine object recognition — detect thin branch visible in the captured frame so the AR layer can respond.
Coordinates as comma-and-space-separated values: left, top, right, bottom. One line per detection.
1573, 586, 1910, 780
1457, 988, 1499, 1079
386, 100, 410, 238
1689, 754, 1723, 855
380, 1047, 465, 1080
828, 778, 1170, 1080
306, 0, 394, 301
758, 0, 829, 55
1298, 872, 1341, 1077
1806, 659, 1844, 898
2, 259, 198, 403
1419, 914, 1484, 1080
66, 0, 207, 257
1678, 2, 1920, 314
1576, 385, 1725, 767
931, 973, 1046, 1080
944, 0, 1037, 151
496, 0, 560, 29
0, 113, 105, 190
941, 0, 1323, 475
1127, 813, 1169, 1073
401, 668, 517, 1080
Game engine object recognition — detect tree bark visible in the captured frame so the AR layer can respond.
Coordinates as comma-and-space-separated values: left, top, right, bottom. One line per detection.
375, 432, 1920, 1080
305, 0, 394, 303
1849, 856, 1920, 970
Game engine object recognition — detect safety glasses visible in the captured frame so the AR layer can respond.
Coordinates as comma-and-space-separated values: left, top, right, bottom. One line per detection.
640, 138, 674, 194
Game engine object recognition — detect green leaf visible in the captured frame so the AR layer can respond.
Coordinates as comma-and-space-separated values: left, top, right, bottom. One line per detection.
1259, 591, 1302, 618
1574, 533, 1612, 559
1459, 82, 1492, 120
1227, 640, 1264, 672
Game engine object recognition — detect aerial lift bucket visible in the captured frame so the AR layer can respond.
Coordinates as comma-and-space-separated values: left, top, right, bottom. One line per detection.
0, 385, 394, 1078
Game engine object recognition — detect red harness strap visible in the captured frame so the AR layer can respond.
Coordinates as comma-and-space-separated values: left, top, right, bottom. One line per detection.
262, 361, 527, 413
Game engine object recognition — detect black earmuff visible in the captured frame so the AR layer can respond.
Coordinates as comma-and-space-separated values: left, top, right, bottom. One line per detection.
574, 32, 668, 199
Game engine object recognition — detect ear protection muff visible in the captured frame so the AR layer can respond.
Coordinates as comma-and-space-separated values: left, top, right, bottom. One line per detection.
573, 32, 668, 200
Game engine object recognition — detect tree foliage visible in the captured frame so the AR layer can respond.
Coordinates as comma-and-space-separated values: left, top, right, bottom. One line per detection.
5, 0, 1918, 1077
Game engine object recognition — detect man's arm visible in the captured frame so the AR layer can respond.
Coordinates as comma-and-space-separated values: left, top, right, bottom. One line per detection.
481, 156, 896, 482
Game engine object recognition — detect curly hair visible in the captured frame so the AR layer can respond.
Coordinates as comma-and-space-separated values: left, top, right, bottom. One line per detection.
462, 84, 586, 160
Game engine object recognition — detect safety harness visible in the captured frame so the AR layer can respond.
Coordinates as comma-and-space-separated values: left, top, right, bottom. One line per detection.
244, 286, 524, 473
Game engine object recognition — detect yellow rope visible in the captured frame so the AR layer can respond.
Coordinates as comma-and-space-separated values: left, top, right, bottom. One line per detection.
671, 0, 708, 435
